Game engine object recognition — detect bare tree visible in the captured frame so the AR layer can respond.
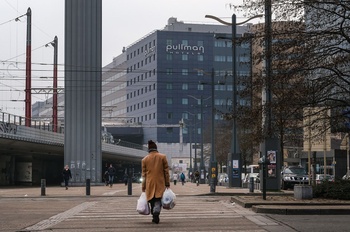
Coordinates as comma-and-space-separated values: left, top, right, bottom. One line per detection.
226, 1, 349, 164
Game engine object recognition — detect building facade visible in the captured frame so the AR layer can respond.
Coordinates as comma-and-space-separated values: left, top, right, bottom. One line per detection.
34, 17, 252, 174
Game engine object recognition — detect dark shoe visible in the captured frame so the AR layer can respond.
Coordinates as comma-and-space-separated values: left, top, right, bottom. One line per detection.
152, 213, 159, 224
65, 187, 68, 190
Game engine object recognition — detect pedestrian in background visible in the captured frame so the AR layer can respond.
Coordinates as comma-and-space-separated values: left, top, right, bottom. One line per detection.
173, 172, 178, 185
107, 164, 116, 187
123, 173, 128, 186
62, 164, 72, 190
180, 172, 185, 185
142, 140, 170, 224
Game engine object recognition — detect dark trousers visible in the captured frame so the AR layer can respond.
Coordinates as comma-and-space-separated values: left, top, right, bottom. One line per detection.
149, 197, 162, 215
64, 178, 69, 187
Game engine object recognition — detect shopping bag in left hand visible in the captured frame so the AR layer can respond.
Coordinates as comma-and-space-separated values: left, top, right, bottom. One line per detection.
136, 192, 150, 215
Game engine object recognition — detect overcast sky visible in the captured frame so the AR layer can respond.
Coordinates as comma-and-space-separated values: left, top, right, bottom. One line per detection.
0, 0, 254, 116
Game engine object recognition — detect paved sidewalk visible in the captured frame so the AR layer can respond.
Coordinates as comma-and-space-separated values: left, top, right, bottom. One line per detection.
0, 182, 249, 198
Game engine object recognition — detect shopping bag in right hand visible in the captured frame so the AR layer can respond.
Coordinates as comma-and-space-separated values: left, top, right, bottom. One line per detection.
161, 188, 176, 210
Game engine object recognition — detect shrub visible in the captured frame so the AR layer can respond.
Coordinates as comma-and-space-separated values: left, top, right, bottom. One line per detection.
313, 179, 350, 200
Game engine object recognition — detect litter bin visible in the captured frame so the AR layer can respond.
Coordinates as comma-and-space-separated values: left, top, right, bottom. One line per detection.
249, 177, 254, 193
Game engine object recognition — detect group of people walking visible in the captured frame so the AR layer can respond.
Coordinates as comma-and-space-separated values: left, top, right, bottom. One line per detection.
61, 163, 118, 189
172, 172, 186, 185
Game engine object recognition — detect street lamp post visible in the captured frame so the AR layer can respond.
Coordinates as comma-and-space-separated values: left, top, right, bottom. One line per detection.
200, 96, 205, 184
205, 13, 263, 188
210, 68, 217, 193
198, 68, 218, 192
185, 111, 197, 173
188, 95, 210, 184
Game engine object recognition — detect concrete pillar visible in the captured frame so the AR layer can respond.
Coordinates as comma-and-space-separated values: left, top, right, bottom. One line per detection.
64, 0, 102, 185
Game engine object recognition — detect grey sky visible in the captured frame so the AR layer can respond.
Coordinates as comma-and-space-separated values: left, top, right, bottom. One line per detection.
0, 0, 253, 116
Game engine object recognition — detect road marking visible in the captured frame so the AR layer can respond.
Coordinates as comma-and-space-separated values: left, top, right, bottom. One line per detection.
23, 201, 97, 231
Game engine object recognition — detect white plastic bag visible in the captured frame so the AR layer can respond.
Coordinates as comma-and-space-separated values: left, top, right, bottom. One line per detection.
136, 192, 150, 215
161, 188, 176, 210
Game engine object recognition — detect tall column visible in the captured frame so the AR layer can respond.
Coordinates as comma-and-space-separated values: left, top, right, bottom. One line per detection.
64, 0, 102, 185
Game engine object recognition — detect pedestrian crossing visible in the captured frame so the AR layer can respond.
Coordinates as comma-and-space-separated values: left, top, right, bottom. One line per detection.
42, 196, 271, 232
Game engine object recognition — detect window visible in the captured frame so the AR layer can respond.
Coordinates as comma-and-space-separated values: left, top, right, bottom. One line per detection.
182, 54, 188, 61
166, 54, 173, 60
198, 84, 204, 90
166, 68, 173, 75
197, 40, 204, 46
182, 40, 188, 46
182, 69, 188, 76
183, 127, 188, 134
182, 83, 188, 90
166, 83, 173, 90
166, 39, 172, 45
182, 112, 189, 119
182, 98, 188, 105
166, 127, 173, 134
198, 54, 204, 61
214, 40, 226, 47
166, 98, 173, 104
167, 112, 173, 119
214, 55, 226, 62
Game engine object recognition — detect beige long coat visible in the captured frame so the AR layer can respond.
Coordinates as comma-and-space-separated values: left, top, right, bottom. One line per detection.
142, 150, 170, 201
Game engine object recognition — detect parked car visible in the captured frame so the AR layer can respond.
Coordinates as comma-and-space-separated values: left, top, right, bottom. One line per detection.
315, 174, 334, 184
243, 173, 260, 183
217, 173, 228, 185
281, 166, 308, 190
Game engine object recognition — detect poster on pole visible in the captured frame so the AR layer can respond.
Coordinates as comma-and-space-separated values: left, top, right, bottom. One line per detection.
232, 160, 239, 178
267, 150, 276, 164
267, 150, 276, 178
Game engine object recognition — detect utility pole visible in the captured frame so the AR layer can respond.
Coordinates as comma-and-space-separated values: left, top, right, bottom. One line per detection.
52, 36, 58, 132
25, 8, 32, 127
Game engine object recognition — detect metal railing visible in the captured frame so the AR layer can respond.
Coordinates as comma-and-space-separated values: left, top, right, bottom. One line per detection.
0, 112, 147, 151
0, 112, 64, 133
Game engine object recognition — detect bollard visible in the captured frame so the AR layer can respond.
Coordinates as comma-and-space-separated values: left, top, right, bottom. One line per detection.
41, 179, 46, 196
249, 177, 254, 193
127, 177, 132, 195
86, 178, 90, 196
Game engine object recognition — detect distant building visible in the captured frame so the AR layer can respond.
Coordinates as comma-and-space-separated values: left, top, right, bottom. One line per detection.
34, 17, 252, 169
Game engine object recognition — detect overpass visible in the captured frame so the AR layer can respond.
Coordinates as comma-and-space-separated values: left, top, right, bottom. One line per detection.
0, 112, 146, 186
